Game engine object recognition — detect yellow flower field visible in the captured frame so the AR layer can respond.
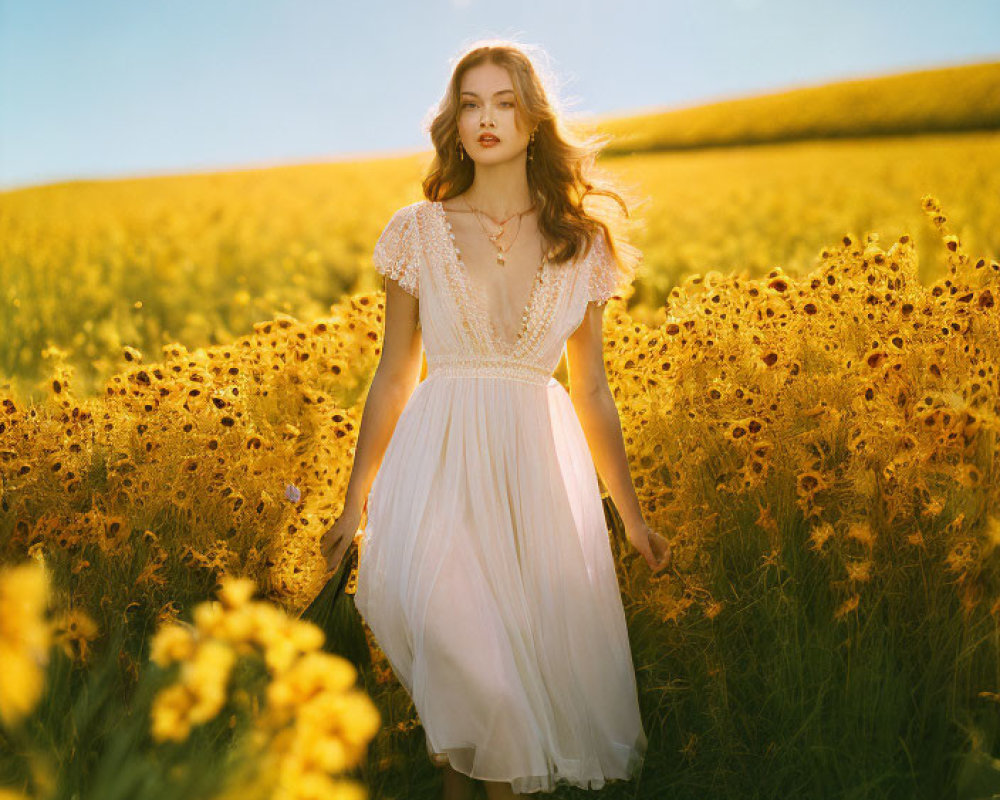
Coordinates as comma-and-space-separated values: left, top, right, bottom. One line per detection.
1, 128, 998, 401
2, 60, 1000, 797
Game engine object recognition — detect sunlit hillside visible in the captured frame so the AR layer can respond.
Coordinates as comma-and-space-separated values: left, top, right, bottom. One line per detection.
597, 59, 1000, 152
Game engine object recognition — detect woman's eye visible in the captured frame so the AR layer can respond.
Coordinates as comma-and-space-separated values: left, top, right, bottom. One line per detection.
462, 101, 514, 108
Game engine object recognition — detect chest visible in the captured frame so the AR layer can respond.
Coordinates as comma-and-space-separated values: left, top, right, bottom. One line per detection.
426, 200, 583, 355
455, 220, 547, 323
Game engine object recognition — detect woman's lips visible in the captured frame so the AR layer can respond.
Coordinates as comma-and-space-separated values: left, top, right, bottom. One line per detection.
478, 136, 500, 147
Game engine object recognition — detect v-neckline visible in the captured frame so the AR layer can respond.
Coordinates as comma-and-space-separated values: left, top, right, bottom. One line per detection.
432, 199, 549, 353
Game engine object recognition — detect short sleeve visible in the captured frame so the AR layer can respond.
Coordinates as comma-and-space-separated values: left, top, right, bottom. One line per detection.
587, 229, 619, 305
372, 206, 420, 299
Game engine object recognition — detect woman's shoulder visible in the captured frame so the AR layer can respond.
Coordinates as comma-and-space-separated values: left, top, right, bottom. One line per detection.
372, 202, 428, 299
387, 199, 433, 222
375, 201, 430, 240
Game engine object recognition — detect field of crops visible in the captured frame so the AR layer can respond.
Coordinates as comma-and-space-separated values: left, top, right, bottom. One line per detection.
2, 127, 998, 402
2, 61, 999, 799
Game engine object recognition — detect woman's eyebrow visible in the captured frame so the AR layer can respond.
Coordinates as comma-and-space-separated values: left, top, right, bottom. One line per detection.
460, 89, 515, 98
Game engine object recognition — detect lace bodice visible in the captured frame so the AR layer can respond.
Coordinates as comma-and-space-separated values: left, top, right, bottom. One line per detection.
370, 200, 624, 385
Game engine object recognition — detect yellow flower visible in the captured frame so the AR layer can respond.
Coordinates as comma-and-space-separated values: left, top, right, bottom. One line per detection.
0, 563, 51, 727
52, 608, 99, 663
266, 639, 301, 677
248, 607, 324, 674
150, 636, 236, 741
846, 521, 876, 550
193, 600, 228, 639
218, 605, 259, 651
181, 639, 236, 725
149, 623, 197, 667
266, 652, 357, 716
0, 563, 50, 652
0, 646, 47, 728
151, 682, 196, 743
304, 733, 350, 774
807, 521, 835, 552
287, 620, 325, 654
246, 602, 286, 642
218, 576, 257, 609
304, 690, 381, 749
845, 559, 874, 584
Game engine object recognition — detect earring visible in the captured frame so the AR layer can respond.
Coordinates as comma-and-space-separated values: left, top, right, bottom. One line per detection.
527, 129, 535, 162
456, 139, 464, 161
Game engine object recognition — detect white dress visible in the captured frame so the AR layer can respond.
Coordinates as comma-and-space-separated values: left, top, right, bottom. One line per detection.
352, 199, 647, 794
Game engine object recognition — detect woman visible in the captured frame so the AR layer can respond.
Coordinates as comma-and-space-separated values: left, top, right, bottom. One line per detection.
320, 39, 671, 799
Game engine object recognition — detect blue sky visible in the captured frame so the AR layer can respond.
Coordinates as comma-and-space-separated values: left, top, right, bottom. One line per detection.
1, 0, 997, 191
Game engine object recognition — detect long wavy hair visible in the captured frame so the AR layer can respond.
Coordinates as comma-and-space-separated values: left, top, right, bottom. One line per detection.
421, 39, 646, 294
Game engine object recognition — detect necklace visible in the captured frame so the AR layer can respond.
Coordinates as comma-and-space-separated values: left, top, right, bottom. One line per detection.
462, 195, 536, 267
437, 200, 548, 349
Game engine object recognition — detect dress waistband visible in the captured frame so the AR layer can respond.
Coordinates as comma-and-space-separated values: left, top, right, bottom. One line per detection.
425, 354, 554, 386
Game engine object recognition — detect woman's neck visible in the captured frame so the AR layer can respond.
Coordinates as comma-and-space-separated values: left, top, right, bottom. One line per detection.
461, 163, 533, 218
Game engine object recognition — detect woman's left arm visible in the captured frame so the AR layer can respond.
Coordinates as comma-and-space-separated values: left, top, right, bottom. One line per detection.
566, 301, 672, 574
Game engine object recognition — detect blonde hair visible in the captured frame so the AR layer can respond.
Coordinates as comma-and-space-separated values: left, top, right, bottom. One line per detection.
421, 38, 646, 292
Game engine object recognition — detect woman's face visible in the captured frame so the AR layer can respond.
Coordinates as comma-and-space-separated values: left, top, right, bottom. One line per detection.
456, 62, 531, 165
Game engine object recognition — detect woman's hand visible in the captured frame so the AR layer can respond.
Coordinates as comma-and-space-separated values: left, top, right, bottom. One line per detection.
625, 518, 672, 575
319, 503, 364, 578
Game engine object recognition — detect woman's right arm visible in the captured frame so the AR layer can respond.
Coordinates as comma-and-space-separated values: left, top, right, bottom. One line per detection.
339, 274, 423, 519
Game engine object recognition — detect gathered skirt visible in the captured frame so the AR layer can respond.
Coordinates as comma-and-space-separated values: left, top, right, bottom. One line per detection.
353, 372, 647, 794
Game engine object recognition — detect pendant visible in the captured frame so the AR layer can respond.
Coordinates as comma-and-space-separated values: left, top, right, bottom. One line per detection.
496, 250, 505, 267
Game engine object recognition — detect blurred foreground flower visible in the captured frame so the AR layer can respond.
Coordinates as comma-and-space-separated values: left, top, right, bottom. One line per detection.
0, 562, 51, 728
150, 575, 380, 799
